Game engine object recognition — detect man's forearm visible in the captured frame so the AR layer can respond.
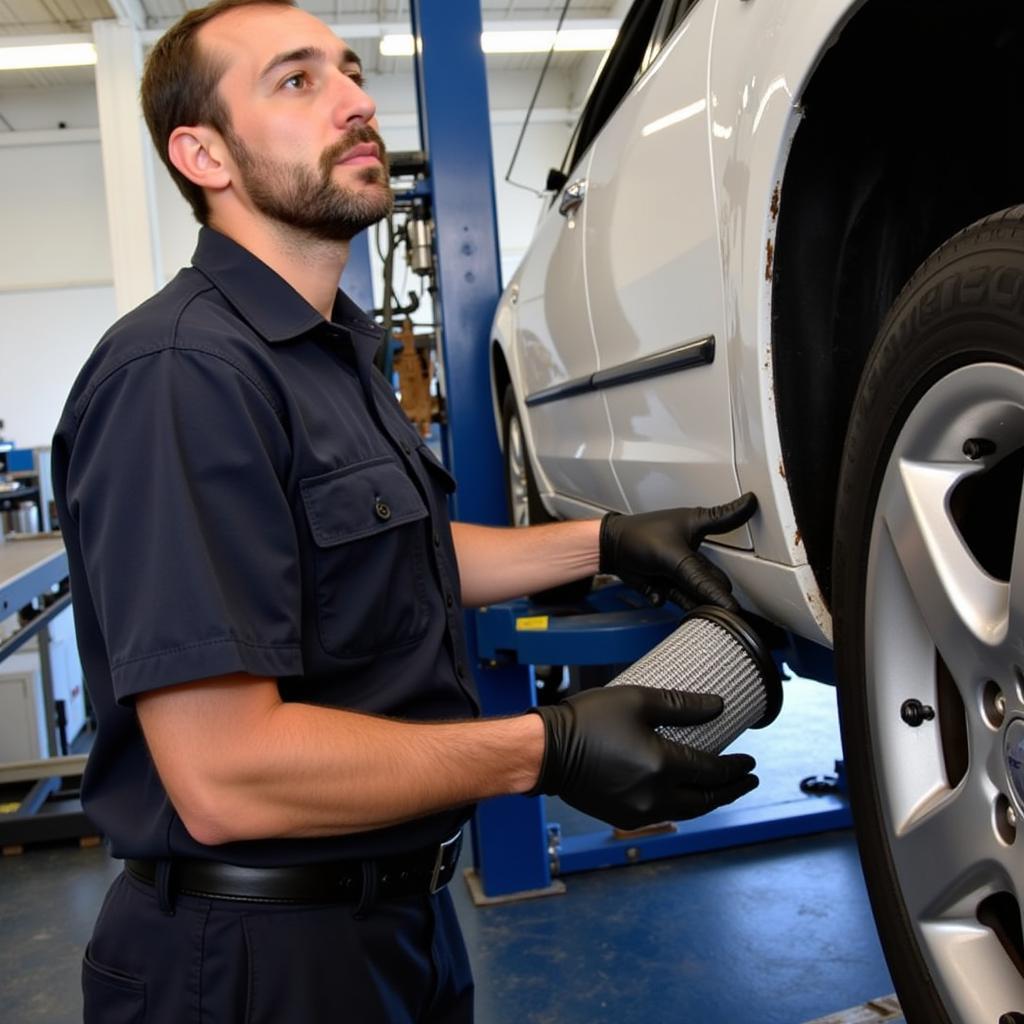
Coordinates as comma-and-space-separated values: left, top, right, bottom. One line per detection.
138, 675, 545, 846
452, 519, 601, 606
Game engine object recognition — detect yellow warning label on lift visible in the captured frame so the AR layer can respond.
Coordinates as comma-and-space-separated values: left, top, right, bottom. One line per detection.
515, 616, 550, 632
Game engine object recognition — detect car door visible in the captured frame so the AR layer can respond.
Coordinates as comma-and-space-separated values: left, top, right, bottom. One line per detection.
583, 0, 746, 526
516, 0, 668, 512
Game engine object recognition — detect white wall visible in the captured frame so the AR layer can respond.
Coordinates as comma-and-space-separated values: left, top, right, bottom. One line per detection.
0, 124, 117, 447
0, 63, 574, 447
0, 136, 111, 289
0, 285, 117, 447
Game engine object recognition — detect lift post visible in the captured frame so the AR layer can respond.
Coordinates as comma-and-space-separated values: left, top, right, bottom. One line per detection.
408, 0, 557, 899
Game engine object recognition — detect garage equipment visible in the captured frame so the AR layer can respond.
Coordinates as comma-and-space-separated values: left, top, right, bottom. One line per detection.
470, 587, 851, 900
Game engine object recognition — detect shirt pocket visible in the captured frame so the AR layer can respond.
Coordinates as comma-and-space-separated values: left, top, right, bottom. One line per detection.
416, 443, 457, 494
301, 456, 432, 658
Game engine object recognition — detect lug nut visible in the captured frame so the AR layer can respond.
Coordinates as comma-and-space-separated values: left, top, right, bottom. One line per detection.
996, 694, 1008, 717
996, 794, 1018, 845
901, 699, 935, 727
963, 437, 996, 460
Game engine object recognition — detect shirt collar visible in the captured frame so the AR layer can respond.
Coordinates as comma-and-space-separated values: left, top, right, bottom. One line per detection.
190, 226, 383, 345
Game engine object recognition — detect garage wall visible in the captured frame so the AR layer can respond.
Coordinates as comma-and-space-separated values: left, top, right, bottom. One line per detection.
0, 129, 115, 449
0, 68, 573, 447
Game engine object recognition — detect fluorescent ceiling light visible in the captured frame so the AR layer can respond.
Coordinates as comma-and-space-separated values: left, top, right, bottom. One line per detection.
379, 34, 416, 56
379, 28, 617, 57
483, 29, 617, 53
0, 42, 96, 71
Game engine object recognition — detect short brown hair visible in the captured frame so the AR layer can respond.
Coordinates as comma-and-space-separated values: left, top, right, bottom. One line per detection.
140, 0, 296, 224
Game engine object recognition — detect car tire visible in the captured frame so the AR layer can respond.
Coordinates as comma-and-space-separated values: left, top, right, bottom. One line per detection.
833, 206, 1024, 1023
502, 385, 552, 529
501, 386, 592, 606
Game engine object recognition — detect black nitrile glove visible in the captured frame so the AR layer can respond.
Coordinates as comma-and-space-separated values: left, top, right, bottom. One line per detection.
599, 493, 757, 611
529, 685, 758, 831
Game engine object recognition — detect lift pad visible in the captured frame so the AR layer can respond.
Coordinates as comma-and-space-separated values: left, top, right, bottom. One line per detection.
469, 586, 853, 902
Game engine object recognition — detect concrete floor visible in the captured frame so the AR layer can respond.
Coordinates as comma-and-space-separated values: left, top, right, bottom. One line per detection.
0, 678, 899, 1023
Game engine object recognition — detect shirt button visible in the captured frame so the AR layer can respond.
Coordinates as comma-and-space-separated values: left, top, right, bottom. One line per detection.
433, 531, 441, 548
401, 441, 411, 454
445, 592, 454, 608
375, 500, 392, 521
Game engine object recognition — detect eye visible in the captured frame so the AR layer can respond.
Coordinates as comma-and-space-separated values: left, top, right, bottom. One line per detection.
281, 71, 309, 90
346, 70, 366, 89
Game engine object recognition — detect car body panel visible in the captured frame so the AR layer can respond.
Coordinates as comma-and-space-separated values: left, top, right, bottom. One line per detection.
490, 0, 867, 646
585, 0, 747, 541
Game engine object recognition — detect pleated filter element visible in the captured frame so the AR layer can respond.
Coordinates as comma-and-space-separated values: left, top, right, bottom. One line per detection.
608, 606, 782, 754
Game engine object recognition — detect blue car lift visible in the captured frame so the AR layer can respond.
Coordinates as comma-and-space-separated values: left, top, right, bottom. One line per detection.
407, 1, 851, 903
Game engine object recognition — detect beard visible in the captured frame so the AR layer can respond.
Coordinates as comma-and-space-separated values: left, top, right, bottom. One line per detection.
225, 123, 394, 241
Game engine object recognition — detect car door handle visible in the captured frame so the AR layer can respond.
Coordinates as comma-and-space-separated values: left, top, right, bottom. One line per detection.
559, 179, 587, 217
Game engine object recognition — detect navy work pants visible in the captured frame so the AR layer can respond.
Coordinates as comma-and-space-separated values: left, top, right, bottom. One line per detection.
82, 869, 475, 1022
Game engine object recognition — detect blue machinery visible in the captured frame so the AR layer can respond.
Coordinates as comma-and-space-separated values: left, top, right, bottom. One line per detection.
402, 1, 851, 901
472, 588, 852, 899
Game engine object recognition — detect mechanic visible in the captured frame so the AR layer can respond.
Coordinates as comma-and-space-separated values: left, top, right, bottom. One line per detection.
52, 1, 760, 1020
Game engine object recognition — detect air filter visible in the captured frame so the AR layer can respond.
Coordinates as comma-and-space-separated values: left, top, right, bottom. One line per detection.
608, 606, 782, 754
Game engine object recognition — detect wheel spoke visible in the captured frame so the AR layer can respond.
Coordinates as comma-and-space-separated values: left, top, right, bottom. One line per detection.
879, 458, 1006, 686
891, 769, 1010, 921
921, 917, 1024, 1020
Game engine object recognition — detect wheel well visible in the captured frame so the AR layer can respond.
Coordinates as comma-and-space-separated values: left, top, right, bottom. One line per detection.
773, 0, 1024, 607
491, 342, 512, 449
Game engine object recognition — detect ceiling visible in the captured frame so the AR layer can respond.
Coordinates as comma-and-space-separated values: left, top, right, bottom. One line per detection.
0, 0, 622, 83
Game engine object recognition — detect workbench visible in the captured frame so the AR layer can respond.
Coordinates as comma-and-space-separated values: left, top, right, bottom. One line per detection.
0, 535, 93, 850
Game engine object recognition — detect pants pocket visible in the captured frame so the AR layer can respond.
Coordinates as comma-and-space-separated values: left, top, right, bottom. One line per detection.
82, 943, 146, 1024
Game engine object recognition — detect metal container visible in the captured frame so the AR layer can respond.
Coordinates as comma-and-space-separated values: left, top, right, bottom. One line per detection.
11, 501, 39, 535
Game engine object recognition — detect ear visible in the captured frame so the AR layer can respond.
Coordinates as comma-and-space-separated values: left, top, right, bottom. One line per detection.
167, 125, 232, 192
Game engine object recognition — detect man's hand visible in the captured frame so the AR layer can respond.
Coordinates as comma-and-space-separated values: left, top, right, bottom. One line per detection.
599, 494, 757, 611
529, 686, 758, 831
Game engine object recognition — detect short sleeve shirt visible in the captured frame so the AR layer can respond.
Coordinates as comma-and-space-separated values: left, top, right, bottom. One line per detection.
52, 227, 480, 865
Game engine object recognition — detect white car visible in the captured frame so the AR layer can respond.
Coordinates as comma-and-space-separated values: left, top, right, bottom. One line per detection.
489, 1, 1024, 1021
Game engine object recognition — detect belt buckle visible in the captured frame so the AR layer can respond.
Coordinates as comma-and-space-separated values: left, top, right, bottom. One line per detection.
429, 830, 462, 895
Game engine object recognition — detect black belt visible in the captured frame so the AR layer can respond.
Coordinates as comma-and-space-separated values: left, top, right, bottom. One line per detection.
125, 830, 462, 905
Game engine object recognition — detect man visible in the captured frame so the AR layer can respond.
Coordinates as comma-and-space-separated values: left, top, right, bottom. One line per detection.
53, 2, 759, 1020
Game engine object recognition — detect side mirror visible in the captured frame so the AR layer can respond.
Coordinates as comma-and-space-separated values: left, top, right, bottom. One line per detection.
545, 168, 568, 193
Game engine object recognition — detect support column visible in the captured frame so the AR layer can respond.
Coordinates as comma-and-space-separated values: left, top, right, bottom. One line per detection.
93, 20, 163, 316
340, 230, 374, 313
408, 0, 505, 527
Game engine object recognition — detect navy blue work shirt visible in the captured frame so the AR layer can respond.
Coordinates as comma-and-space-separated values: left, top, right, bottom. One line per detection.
52, 227, 480, 865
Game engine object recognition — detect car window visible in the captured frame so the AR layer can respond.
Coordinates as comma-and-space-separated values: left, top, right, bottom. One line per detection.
664, 0, 702, 37
562, 0, 667, 175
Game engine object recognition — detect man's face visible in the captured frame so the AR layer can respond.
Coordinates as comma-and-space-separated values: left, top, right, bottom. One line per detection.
200, 4, 393, 240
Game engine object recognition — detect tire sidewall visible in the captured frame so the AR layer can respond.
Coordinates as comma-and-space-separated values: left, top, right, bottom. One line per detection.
834, 220, 1024, 1023
501, 385, 552, 527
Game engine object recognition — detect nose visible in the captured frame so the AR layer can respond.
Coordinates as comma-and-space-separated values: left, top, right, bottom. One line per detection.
332, 70, 376, 127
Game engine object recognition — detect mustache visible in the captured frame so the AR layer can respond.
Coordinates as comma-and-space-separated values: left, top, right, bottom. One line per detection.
320, 125, 389, 178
